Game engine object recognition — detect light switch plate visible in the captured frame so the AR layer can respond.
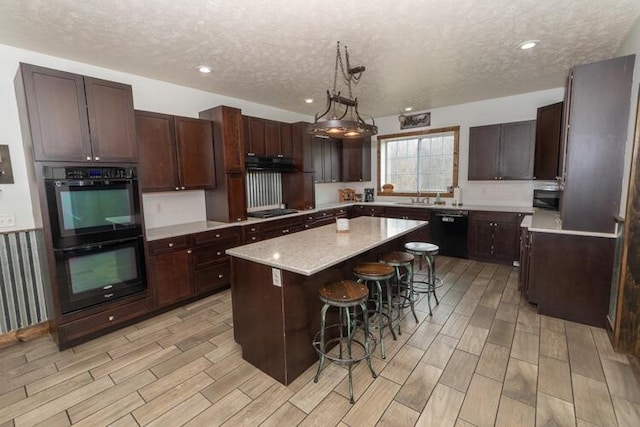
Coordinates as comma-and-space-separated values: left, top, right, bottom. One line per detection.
272, 268, 282, 287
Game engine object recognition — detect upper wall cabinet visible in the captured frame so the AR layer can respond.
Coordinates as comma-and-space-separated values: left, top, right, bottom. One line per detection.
136, 111, 216, 192
342, 137, 371, 182
468, 120, 535, 180
16, 63, 138, 163
242, 116, 294, 158
533, 102, 563, 181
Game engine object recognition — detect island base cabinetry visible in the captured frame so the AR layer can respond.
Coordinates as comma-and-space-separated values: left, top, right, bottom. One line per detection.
231, 238, 405, 385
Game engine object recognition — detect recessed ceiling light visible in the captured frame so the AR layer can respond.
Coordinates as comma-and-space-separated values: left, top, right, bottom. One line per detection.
198, 66, 212, 74
518, 40, 538, 50
404, 107, 413, 112
304, 98, 314, 104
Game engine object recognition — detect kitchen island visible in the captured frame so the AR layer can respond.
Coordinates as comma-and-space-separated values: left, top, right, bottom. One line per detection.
226, 216, 427, 384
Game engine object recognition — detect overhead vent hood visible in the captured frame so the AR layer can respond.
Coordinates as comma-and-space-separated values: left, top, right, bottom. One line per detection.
245, 156, 297, 172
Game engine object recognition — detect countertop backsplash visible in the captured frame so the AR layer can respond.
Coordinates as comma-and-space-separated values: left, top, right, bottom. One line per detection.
142, 190, 207, 229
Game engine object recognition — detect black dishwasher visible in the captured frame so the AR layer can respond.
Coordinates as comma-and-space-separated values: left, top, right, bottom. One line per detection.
430, 210, 469, 258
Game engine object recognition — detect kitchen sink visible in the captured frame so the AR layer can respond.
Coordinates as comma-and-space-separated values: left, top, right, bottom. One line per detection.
393, 201, 432, 206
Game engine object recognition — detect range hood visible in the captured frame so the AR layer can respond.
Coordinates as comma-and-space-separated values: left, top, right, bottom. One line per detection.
245, 156, 297, 172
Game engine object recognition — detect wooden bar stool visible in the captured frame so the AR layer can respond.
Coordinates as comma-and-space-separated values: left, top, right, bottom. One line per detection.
353, 262, 396, 359
404, 242, 441, 316
313, 280, 376, 403
380, 251, 419, 334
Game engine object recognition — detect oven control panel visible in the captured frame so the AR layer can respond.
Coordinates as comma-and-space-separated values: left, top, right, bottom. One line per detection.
44, 167, 135, 180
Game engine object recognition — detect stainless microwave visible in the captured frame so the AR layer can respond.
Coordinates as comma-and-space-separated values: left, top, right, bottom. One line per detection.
533, 188, 560, 210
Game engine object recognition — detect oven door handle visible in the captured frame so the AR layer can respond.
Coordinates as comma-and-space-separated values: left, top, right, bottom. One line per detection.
55, 236, 141, 253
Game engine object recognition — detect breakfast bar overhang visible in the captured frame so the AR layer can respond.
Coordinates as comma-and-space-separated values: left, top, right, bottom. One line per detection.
226, 216, 428, 384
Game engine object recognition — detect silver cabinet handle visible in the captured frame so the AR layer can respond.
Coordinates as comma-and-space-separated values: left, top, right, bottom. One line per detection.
86, 156, 92, 161
218, 274, 224, 279
216, 251, 222, 256
215, 233, 221, 238
94, 156, 100, 161
187, 249, 192, 254
104, 293, 114, 298
181, 186, 185, 190
168, 243, 174, 247
108, 315, 115, 321
175, 187, 180, 190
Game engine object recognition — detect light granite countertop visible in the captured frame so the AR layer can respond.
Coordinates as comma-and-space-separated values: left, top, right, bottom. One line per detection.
225, 216, 427, 276
520, 209, 618, 238
145, 202, 532, 241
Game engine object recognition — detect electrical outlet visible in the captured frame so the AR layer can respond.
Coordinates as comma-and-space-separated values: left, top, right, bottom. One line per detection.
0, 213, 16, 228
272, 268, 282, 287
154, 203, 162, 213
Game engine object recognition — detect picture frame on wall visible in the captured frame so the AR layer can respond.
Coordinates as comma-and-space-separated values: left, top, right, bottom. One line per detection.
399, 112, 431, 129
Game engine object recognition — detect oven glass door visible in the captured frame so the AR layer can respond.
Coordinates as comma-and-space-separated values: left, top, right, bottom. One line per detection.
46, 179, 141, 248
56, 237, 146, 313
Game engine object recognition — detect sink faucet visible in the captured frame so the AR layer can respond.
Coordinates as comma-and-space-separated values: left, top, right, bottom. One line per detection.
411, 192, 429, 204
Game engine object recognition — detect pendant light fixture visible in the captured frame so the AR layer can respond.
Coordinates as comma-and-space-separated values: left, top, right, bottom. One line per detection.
309, 42, 377, 139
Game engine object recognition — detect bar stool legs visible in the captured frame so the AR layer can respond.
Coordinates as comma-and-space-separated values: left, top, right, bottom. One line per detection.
379, 251, 419, 337
313, 280, 376, 404
404, 242, 442, 316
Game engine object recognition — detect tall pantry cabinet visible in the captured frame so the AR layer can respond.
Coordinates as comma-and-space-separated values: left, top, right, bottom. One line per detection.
559, 55, 635, 233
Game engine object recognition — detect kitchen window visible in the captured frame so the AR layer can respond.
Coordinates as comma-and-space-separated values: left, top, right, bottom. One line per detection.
377, 126, 459, 196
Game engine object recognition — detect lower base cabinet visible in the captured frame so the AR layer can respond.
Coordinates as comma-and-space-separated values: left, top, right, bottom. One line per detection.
149, 247, 194, 307
523, 231, 615, 327
468, 211, 522, 265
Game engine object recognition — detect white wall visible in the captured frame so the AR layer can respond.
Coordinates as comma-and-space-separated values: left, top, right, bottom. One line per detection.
0, 43, 311, 232
616, 17, 640, 217
316, 88, 565, 207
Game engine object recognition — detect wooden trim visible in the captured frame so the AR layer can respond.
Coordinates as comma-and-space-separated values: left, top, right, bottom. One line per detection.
614, 85, 640, 350
0, 321, 51, 349
376, 125, 460, 197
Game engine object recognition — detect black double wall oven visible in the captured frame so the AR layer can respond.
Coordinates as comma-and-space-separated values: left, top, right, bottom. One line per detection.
44, 166, 146, 314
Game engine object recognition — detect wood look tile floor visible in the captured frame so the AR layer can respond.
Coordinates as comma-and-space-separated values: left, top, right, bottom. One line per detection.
1, 257, 639, 426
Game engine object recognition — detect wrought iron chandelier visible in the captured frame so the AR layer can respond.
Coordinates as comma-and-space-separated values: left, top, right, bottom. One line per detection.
309, 42, 377, 139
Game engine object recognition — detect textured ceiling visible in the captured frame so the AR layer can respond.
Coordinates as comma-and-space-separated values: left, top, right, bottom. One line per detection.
0, 0, 639, 118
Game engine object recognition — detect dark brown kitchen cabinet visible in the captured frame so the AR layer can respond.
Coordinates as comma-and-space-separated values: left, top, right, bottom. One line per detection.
384, 207, 431, 241
291, 122, 315, 172
16, 63, 137, 163
282, 172, 315, 211
560, 55, 635, 234
244, 116, 266, 157
147, 241, 193, 308
200, 106, 247, 223
136, 111, 215, 192
351, 205, 385, 217
314, 137, 342, 183
518, 225, 532, 301
280, 123, 294, 158
192, 228, 241, 294
199, 105, 244, 173
265, 120, 280, 156
468, 120, 535, 180
468, 211, 520, 264
534, 102, 563, 180
205, 172, 247, 223
342, 137, 371, 182
243, 215, 304, 243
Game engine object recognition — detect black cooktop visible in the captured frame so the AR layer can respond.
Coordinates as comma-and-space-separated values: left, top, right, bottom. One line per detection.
247, 208, 299, 218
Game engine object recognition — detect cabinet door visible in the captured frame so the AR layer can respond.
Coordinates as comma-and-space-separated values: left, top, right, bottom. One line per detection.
84, 77, 138, 162
19, 64, 92, 162
468, 125, 500, 180
342, 138, 370, 182
226, 173, 247, 222
264, 120, 280, 156
534, 103, 563, 180
303, 172, 316, 210
135, 111, 179, 192
468, 220, 493, 258
492, 222, 518, 262
329, 138, 342, 182
150, 249, 193, 307
174, 117, 216, 190
499, 120, 535, 180
280, 123, 293, 158
247, 116, 266, 156
313, 138, 325, 182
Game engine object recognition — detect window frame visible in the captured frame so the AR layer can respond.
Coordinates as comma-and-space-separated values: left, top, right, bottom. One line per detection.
376, 126, 460, 197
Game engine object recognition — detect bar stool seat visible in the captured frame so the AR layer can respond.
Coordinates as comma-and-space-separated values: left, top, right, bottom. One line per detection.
380, 251, 418, 332
353, 262, 396, 359
313, 280, 376, 403
404, 241, 442, 316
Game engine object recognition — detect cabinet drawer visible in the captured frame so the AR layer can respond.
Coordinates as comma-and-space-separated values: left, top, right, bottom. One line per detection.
262, 224, 304, 240
194, 262, 230, 293
147, 235, 189, 255
58, 297, 149, 344
194, 227, 242, 246
244, 232, 262, 244
193, 238, 237, 269
334, 208, 349, 218
314, 210, 335, 221
302, 213, 316, 224
469, 211, 519, 224
259, 216, 304, 233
